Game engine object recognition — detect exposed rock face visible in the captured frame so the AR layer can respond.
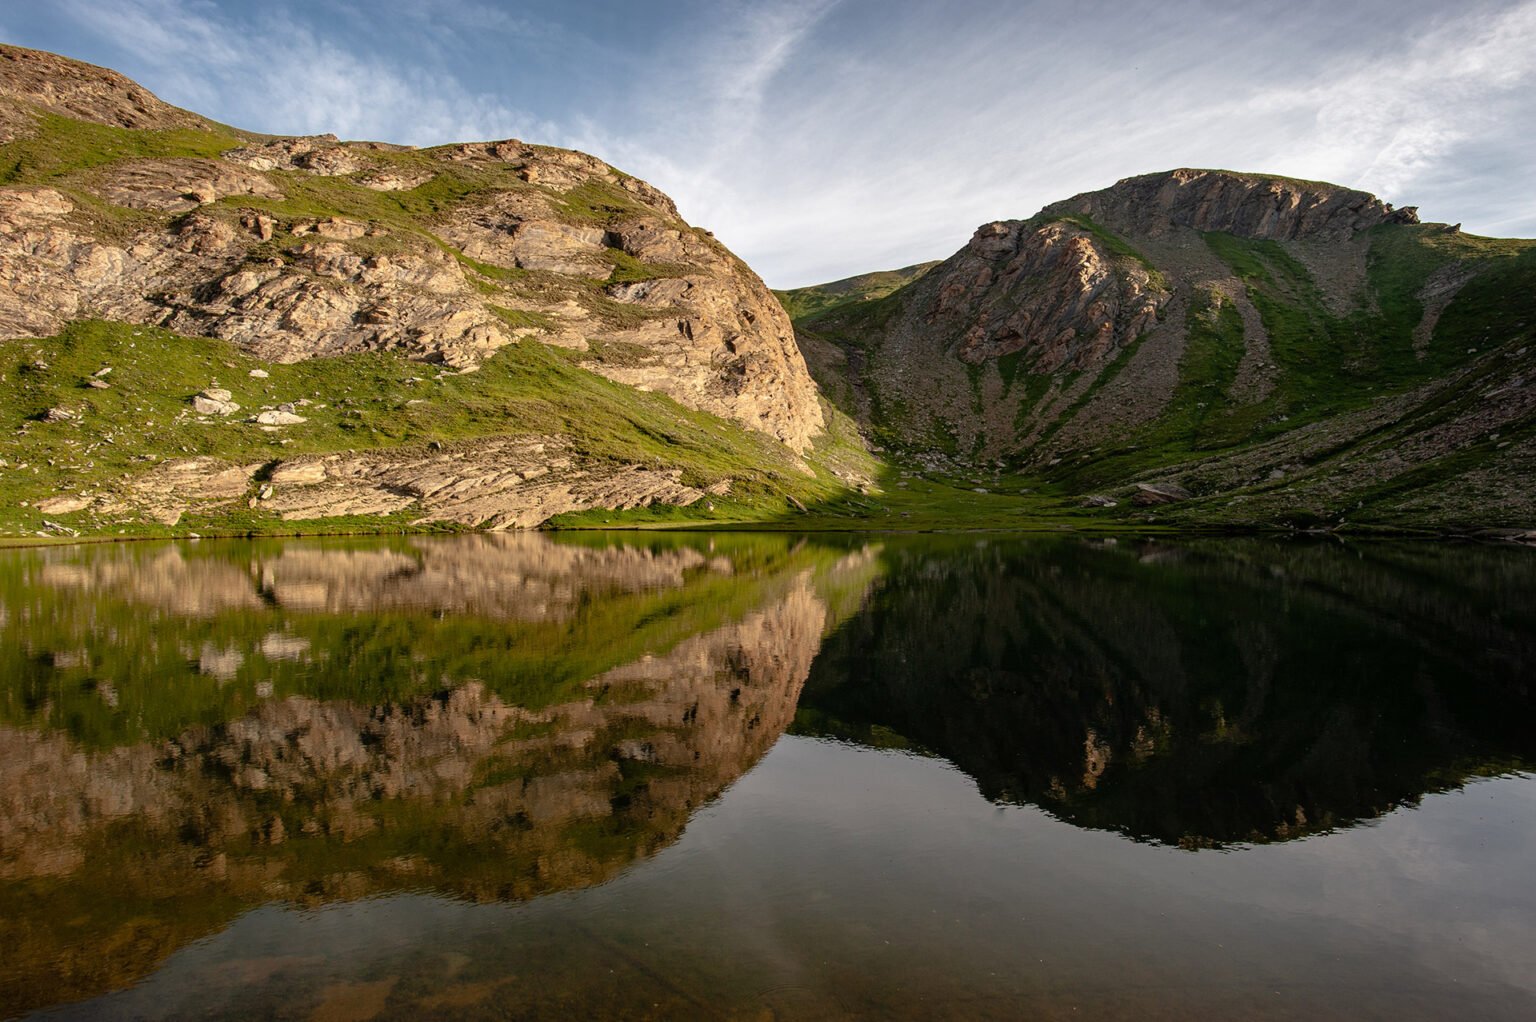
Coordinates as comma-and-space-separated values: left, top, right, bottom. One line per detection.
798, 207, 1173, 461
95, 158, 284, 212
117, 438, 710, 529
932, 219, 1164, 370
0, 43, 215, 141
1043, 168, 1419, 242
0, 45, 823, 452
791, 166, 1534, 531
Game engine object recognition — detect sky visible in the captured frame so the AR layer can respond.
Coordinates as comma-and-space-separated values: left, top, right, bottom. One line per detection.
5, 0, 1535, 287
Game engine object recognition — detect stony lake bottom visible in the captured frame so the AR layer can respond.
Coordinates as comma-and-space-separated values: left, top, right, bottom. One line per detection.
1, 532, 1533, 1020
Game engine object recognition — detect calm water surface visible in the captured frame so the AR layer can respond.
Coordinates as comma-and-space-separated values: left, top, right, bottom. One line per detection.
1, 533, 1533, 1019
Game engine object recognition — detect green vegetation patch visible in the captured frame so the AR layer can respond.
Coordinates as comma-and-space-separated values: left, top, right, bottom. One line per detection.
554, 178, 650, 223
0, 320, 840, 539
231, 162, 512, 231
488, 305, 557, 333
775, 262, 940, 322
0, 112, 241, 186
603, 247, 691, 284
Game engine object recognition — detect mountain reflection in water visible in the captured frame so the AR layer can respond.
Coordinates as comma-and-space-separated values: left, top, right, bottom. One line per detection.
1, 533, 1533, 1020
795, 537, 1536, 847
0, 533, 879, 1014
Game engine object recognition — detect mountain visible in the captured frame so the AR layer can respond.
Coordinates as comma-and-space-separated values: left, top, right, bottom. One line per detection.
2, 45, 1530, 539
0, 45, 869, 538
773, 261, 939, 320
793, 169, 1536, 532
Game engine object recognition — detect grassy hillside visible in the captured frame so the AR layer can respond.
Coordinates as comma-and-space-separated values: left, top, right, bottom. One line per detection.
0, 321, 873, 539
0, 46, 852, 540
774, 261, 940, 320
789, 212, 1536, 533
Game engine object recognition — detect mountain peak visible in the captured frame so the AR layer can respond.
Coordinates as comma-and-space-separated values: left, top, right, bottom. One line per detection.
0, 44, 217, 142
1043, 167, 1418, 242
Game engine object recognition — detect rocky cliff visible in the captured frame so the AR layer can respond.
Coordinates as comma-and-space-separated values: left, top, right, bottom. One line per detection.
1042, 168, 1420, 241
0, 45, 214, 140
0, 45, 840, 537
788, 169, 1536, 531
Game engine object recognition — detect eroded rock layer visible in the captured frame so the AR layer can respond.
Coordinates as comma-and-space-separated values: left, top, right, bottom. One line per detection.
0, 44, 823, 452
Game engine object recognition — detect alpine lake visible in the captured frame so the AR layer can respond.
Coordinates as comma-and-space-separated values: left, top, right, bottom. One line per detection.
2, 532, 1533, 1020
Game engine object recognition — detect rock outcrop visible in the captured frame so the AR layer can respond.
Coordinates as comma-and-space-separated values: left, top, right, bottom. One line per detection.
932, 218, 1165, 369
108, 438, 711, 530
1043, 168, 1419, 243
0, 44, 823, 452
0, 44, 216, 141
793, 203, 1175, 461
789, 166, 1534, 530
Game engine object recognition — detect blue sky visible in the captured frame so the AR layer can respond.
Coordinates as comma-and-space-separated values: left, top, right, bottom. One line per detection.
5, 0, 1535, 286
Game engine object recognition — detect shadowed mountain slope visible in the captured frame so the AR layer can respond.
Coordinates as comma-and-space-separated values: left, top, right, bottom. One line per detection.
789, 169, 1536, 531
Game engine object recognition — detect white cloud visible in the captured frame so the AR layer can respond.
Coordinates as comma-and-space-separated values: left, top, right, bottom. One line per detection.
1241, 1, 1536, 198
53, 0, 561, 144
692, 0, 1536, 284
32, 0, 1536, 285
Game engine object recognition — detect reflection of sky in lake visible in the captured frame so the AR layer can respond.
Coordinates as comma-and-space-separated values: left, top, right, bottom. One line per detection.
40, 739, 1536, 1021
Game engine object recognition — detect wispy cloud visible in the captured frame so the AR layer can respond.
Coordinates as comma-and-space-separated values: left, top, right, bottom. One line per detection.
51, 0, 562, 144
1243, 1, 1536, 197
668, 0, 1536, 284
18, 0, 1536, 285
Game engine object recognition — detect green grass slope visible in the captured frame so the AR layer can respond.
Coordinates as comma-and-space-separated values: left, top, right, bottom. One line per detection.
0, 321, 871, 539
787, 213, 1536, 534
774, 261, 940, 321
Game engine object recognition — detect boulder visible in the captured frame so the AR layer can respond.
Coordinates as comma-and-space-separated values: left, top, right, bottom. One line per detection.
1132, 483, 1192, 506
253, 410, 307, 426
192, 389, 240, 416
269, 461, 327, 485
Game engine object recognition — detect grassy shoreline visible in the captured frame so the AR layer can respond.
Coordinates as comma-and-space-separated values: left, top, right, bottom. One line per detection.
2, 515, 1520, 550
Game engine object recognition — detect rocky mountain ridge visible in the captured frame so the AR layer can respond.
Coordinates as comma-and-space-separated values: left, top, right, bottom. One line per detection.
0, 45, 855, 538
788, 168, 1535, 531
0, 45, 822, 450
0, 44, 215, 141
1043, 168, 1420, 241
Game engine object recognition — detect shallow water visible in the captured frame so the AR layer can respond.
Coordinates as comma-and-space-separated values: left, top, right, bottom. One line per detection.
2, 533, 1533, 1019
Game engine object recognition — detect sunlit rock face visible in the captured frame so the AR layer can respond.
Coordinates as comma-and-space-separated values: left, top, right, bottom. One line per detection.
0, 44, 823, 453
1042, 169, 1418, 243
0, 533, 881, 1014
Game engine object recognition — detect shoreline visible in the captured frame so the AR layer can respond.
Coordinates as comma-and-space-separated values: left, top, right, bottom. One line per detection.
2, 518, 1531, 550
